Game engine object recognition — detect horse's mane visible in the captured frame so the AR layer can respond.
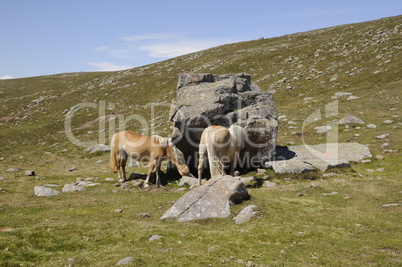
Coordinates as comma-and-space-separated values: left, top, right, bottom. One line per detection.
228, 124, 246, 149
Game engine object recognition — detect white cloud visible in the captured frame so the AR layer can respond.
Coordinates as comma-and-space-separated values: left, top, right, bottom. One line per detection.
0, 75, 15, 80
96, 46, 109, 51
139, 40, 225, 58
121, 33, 177, 42
87, 62, 132, 71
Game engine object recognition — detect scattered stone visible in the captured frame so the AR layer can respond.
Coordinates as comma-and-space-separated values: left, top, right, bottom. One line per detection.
114, 209, 123, 213
161, 175, 249, 222
0, 188, 4, 193
382, 203, 402, 207
116, 256, 134, 265
376, 134, 390, 139
338, 114, 365, 125
105, 178, 115, 182
139, 213, 150, 218
25, 170, 35, 176
84, 144, 111, 154
178, 176, 200, 187
315, 125, 332, 134
95, 159, 105, 164
380, 143, 389, 148
361, 159, 372, 164
133, 181, 143, 187
62, 183, 85, 192
332, 92, 351, 99
267, 158, 316, 174
322, 173, 338, 177
383, 120, 394, 125
323, 192, 339, 196
77, 181, 100, 187
347, 95, 360, 100
176, 187, 187, 192
376, 155, 385, 160
366, 124, 377, 129
67, 166, 78, 172
148, 235, 163, 241
233, 205, 258, 224
263, 181, 277, 187
297, 193, 304, 197
376, 168, 385, 172
34, 186, 60, 197
6, 168, 20, 172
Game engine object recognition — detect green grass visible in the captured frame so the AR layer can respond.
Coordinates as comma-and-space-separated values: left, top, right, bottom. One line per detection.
0, 15, 401, 266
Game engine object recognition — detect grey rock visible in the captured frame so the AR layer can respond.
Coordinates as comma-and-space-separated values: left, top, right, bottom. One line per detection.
25, 170, 35, 176
347, 95, 360, 100
332, 91, 351, 98
148, 235, 163, 241
105, 178, 115, 182
383, 120, 394, 125
268, 158, 317, 174
315, 125, 332, 134
178, 176, 200, 186
376, 134, 390, 139
233, 205, 258, 224
62, 183, 85, 192
169, 73, 277, 172
77, 181, 100, 187
6, 168, 20, 172
366, 124, 377, 129
161, 175, 249, 222
34, 186, 60, 197
338, 114, 365, 125
116, 257, 134, 265
263, 181, 277, 187
84, 144, 111, 154
382, 203, 402, 207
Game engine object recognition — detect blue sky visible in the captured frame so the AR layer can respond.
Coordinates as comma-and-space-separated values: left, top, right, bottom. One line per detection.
1, 0, 401, 79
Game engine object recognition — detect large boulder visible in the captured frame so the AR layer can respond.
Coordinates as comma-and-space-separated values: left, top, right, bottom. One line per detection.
169, 73, 277, 173
160, 175, 249, 222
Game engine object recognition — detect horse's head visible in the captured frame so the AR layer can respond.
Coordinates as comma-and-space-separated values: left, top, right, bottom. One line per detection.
177, 164, 192, 177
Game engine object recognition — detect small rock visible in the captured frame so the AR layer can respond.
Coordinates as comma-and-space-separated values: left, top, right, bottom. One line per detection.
67, 166, 78, 172
25, 170, 35, 176
178, 176, 199, 186
263, 181, 277, 187
361, 159, 372, 164
257, 168, 266, 174
34, 186, 60, 197
323, 192, 338, 196
382, 203, 402, 207
366, 124, 377, 129
6, 168, 20, 172
114, 209, 123, 213
383, 120, 394, 125
376, 134, 390, 139
62, 183, 85, 192
297, 193, 304, 197
376, 155, 384, 160
347, 95, 360, 100
338, 114, 365, 125
139, 213, 150, 218
380, 143, 389, 149
233, 205, 258, 224
105, 178, 115, 182
116, 256, 134, 265
148, 235, 163, 241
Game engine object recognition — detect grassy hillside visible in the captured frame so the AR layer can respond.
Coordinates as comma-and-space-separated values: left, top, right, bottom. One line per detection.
0, 15, 401, 266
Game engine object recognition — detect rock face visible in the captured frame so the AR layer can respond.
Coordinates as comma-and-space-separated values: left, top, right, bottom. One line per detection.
160, 175, 249, 222
268, 142, 372, 173
169, 73, 278, 172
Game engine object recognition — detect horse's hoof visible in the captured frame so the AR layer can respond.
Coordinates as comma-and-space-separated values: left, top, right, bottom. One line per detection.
144, 184, 149, 188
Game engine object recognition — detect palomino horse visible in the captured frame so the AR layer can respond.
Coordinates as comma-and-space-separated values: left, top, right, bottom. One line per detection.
110, 130, 191, 187
197, 124, 246, 185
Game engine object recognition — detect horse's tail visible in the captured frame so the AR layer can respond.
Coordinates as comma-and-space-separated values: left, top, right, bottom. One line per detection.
110, 133, 118, 172
207, 129, 225, 177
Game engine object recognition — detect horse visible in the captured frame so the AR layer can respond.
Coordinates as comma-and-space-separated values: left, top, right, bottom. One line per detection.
110, 130, 191, 187
197, 124, 246, 185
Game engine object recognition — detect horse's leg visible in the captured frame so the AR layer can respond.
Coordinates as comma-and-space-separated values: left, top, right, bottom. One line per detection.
144, 159, 156, 188
197, 146, 207, 186
154, 157, 163, 188
119, 150, 128, 183
230, 156, 237, 177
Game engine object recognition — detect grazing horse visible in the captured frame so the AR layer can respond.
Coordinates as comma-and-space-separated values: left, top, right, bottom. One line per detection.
197, 124, 246, 185
110, 130, 191, 187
